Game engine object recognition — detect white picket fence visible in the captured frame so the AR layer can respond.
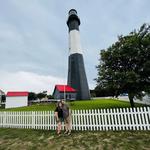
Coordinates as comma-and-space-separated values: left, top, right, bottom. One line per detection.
0, 107, 150, 131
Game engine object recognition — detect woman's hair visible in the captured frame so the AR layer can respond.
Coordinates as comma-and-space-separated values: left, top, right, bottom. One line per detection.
57, 101, 63, 109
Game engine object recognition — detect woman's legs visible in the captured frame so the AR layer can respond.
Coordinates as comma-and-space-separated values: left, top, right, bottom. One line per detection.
64, 116, 71, 134
57, 122, 62, 134
64, 121, 68, 133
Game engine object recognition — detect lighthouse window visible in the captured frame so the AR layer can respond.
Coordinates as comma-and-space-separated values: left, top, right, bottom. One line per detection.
69, 10, 77, 16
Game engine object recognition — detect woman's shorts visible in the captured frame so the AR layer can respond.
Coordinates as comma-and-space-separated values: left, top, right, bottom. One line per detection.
56, 117, 64, 123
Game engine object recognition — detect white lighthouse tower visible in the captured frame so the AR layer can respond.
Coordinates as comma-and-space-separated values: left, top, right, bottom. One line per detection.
67, 9, 91, 100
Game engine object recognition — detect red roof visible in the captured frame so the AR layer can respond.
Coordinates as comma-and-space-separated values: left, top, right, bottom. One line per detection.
55, 85, 76, 92
7, 91, 29, 97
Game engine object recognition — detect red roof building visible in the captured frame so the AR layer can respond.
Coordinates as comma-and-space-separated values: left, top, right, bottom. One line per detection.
7, 91, 29, 97
6, 91, 29, 109
55, 85, 76, 92
53, 85, 77, 100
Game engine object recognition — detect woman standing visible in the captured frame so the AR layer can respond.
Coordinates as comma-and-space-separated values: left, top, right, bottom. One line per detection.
54, 101, 64, 135
61, 100, 71, 135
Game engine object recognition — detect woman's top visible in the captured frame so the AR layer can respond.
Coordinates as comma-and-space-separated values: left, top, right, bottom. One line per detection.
55, 107, 63, 118
62, 104, 69, 119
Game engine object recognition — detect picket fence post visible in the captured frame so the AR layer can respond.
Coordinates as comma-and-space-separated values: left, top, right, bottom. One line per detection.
3, 112, 6, 128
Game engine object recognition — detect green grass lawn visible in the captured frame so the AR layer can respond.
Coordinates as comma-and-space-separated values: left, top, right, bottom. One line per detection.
0, 99, 146, 111
0, 128, 150, 150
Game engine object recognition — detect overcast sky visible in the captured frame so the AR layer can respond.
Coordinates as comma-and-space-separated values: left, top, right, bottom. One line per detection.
0, 0, 150, 94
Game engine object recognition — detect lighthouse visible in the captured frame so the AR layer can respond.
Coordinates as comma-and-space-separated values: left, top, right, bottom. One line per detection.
67, 9, 91, 100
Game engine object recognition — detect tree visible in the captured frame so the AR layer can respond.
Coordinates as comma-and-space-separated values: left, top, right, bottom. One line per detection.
47, 95, 54, 99
37, 92, 47, 100
28, 92, 37, 101
96, 24, 150, 107
94, 86, 116, 97
1, 95, 6, 102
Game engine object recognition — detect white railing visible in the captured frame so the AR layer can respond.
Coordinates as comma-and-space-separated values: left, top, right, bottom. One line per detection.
0, 107, 150, 131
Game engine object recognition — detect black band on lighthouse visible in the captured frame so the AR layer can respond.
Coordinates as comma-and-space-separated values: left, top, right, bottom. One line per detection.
68, 53, 91, 100
67, 9, 80, 32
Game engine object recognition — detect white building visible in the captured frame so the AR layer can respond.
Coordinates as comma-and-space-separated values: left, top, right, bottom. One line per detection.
6, 91, 28, 108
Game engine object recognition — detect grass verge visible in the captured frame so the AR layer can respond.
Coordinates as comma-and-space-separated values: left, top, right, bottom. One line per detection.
0, 99, 146, 111
0, 128, 150, 150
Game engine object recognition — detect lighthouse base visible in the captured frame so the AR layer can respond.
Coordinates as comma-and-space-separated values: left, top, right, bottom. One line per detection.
67, 53, 91, 100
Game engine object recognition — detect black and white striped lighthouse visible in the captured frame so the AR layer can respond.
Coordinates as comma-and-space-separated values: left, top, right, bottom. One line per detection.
67, 9, 91, 100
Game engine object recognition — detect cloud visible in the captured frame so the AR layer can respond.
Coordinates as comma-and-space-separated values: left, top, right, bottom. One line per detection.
0, 0, 150, 93
0, 71, 66, 94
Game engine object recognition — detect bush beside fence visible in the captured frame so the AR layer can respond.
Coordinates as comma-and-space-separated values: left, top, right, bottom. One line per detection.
0, 107, 150, 131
